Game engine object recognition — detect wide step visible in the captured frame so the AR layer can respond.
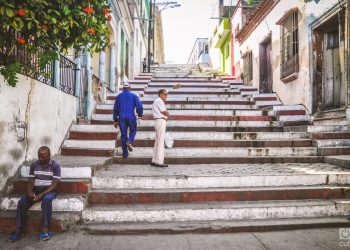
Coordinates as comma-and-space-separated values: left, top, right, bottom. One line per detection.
82, 200, 350, 223
82, 217, 350, 234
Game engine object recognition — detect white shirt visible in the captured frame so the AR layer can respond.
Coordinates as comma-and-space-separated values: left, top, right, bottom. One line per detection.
152, 97, 167, 119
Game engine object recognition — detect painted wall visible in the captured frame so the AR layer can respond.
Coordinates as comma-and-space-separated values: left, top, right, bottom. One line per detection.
0, 75, 76, 192
220, 36, 231, 74
231, 3, 243, 79
239, 0, 342, 110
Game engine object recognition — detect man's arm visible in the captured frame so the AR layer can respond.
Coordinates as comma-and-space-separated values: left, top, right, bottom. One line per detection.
27, 164, 36, 201
135, 95, 143, 118
161, 110, 169, 116
113, 96, 119, 128
35, 163, 61, 201
34, 180, 59, 201
27, 178, 35, 201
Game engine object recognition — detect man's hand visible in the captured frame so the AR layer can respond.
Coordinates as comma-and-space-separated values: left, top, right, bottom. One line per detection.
113, 121, 119, 129
28, 191, 36, 201
34, 193, 44, 202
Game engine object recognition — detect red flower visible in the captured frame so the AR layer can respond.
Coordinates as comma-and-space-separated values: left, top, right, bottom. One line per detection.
107, 15, 112, 22
41, 24, 49, 31
17, 9, 26, 16
83, 7, 94, 13
87, 28, 96, 35
103, 8, 110, 14
16, 37, 26, 45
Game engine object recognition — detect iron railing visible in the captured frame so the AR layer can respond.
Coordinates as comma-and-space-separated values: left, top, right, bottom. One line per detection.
59, 56, 76, 95
0, 33, 77, 96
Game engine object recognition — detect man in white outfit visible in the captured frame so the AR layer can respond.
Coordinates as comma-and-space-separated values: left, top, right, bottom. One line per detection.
151, 89, 169, 168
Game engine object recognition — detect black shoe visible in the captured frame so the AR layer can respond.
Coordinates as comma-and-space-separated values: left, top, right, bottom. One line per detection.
123, 155, 128, 159
150, 162, 156, 166
126, 142, 133, 152
154, 163, 168, 168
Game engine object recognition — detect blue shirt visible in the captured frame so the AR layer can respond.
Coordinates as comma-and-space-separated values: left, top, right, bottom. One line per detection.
113, 89, 143, 121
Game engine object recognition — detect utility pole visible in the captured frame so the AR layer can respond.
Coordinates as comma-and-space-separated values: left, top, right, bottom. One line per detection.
153, 0, 156, 61
147, 0, 153, 73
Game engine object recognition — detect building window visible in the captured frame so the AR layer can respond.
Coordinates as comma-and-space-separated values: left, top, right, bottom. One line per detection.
242, 51, 253, 84
280, 11, 299, 81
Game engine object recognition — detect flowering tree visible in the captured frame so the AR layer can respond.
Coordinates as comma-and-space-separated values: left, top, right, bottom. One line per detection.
0, 0, 112, 86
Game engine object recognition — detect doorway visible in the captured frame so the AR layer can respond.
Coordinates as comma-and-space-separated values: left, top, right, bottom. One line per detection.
312, 9, 346, 113
259, 35, 273, 93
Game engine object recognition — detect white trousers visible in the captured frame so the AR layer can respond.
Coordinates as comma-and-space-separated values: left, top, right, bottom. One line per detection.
152, 119, 166, 164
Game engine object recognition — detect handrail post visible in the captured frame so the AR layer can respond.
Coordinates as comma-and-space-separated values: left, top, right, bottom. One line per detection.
53, 54, 60, 89
85, 51, 93, 120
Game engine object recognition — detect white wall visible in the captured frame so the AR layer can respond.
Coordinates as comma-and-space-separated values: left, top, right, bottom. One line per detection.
0, 74, 76, 192
239, 0, 341, 110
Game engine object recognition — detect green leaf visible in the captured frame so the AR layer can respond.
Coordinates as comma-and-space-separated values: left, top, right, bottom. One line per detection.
0, 6, 5, 16
28, 21, 32, 30
63, 5, 70, 15
5, 8, 14, 18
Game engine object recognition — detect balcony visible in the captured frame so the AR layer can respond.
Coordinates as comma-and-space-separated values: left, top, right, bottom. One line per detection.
214, 18, 230, 48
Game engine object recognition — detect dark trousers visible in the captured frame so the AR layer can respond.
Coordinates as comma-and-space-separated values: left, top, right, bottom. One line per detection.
16, 190, 56, 231
119, 116, 137, 157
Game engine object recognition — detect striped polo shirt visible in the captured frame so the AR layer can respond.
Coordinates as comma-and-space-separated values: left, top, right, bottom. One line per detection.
29, 160, 61, 191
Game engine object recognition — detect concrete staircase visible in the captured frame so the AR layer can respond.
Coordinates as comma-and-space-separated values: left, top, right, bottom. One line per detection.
1, 65, 350, 234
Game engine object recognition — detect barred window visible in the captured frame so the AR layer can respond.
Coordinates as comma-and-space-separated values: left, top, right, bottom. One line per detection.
242, 51, 253, 84
280, 11, 299, 81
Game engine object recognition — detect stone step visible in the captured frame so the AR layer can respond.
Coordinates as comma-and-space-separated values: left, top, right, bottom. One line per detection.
147, 83, 228, 88
319, 147, 350, 156
88, 186, 350, 205
81, 216, 350, 234
144, 89, 239, 94
0, 211, 81, 233
69, 127, 309, 140
91, 163, 350, 189
255, 100, 283, 108
74, 124, 284, 132
314, 139, 350, 148
100, 103, 256, 110
20, 158, 99, 179
285, 125, 348, 133
81, 199, 350, 223
95, 107, 268, 116
0, 194, 86, 212
61, 148, 115, 157
151, 78, 222, 83
112, 156, 322, 164
116, 147, 317, 157
313, 117, 347, 126
62, 139, 312, 149
134, 115, 272, 122
311, 132, 350, 140
91, 115, 274, 125
13, 178, 90, 194
132, 140, 312, 148
325, 155, 350, 168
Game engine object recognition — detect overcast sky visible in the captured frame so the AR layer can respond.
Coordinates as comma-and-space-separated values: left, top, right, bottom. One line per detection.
160, 0, 214, 64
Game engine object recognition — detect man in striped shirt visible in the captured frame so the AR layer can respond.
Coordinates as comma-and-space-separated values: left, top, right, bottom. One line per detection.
8, 146, 61, 243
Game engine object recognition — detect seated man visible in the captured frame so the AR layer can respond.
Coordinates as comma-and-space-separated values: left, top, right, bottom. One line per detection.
7, 146, 61, 243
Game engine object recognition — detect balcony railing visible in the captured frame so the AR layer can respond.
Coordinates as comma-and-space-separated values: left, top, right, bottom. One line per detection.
0, 34, 77, 96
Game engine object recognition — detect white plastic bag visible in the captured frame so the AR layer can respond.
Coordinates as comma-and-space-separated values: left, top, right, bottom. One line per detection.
164, 132, 174, 149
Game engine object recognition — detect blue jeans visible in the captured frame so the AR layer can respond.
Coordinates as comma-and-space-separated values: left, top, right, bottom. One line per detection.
16, 191, 56, 231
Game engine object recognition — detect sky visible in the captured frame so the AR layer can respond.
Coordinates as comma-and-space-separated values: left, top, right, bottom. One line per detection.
160, 0, 214, 64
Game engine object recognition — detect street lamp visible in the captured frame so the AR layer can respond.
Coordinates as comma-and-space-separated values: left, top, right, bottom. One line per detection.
147, 1, 180, 72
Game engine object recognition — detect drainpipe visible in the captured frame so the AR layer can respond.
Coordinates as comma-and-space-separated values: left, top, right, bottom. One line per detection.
110, 43, 117, 92
85, 51, 93, 120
